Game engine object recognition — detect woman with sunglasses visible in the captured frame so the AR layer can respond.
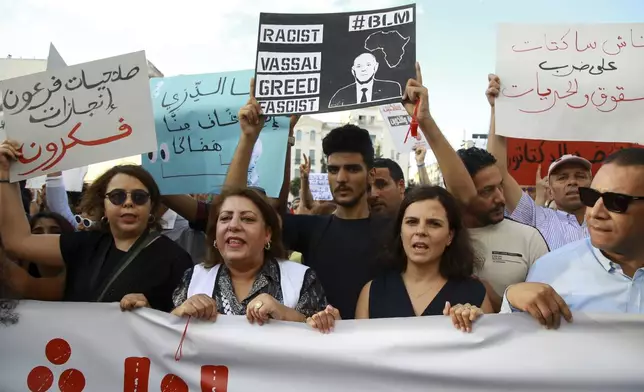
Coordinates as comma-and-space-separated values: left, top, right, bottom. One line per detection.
0, 141, 193, 312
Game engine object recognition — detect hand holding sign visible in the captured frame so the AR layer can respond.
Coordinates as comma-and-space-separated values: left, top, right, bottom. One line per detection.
0, 140, 23, 175
486, 74, 501, 108
402, 62, 431, 123
238, 78, 265, 139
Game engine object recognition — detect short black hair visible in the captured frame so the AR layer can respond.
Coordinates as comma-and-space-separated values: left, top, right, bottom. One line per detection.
374, 158, 404, 183
456, 147, 497, 177
603, 147, 644, 167
322, 124, 374, 168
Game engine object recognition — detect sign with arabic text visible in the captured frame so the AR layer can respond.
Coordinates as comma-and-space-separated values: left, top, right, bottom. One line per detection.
0, 51, 156, 182
308, 173, 332, 200
2, 302, 644, 392
507, 138, 640, 185
379, 102, 427, 153
496, 24, 644, 143
254, 4, 416, 115
143, 70, 289, 197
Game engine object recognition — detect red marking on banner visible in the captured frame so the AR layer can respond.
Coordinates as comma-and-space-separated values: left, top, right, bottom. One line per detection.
27, 366, 54, 392
174, 316, 191, 361
58, 369, 85, 392
200, 366, 229, 392
46, 338, 72, 365
160, 374, 189, 392
124, 357, 151, 392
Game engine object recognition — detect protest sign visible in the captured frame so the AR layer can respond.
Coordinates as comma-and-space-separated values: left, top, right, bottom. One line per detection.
23, 44, 88, 191
143, 70, 289, 197
308, 173, 332, 200
2, 302, 644, 392
0, 51, 156, 182
379, 102, 427, 153
254, 4, 416, 115
496, 23, 644, 142
506, 138, 640, 185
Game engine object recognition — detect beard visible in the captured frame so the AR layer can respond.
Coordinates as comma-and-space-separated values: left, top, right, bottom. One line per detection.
333, 188, 366, 208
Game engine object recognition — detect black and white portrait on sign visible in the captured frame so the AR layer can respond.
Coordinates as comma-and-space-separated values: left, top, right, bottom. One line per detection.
254, 4, 416, 116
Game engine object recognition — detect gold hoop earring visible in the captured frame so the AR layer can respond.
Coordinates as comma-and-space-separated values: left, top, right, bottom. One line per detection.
264, 241, 271, 250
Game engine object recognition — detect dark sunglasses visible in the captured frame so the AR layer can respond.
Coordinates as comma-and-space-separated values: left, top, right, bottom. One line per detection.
74, 214, 96, 228
105, 189, 150, 206
579, 187, 644, 213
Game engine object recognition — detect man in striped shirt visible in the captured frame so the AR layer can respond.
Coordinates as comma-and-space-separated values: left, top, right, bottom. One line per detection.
485, 74, 591, 250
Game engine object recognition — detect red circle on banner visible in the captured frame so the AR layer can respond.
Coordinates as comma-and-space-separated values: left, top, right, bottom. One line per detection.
27, 366, 54, 392
160, 374, 189, 392
58, 369, 86, 392
45, 338, 72, 365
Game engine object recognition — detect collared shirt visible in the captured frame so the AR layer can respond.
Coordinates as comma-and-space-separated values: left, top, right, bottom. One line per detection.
172, 258, 328, 317
355, 80, 374, 103
507, 192, 589, 250
501, 238, 644, 313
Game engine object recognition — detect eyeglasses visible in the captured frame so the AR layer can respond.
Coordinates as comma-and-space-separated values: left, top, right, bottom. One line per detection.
579, 187, 644, 213
74, 215, 96, 228
105, 189, 150, 206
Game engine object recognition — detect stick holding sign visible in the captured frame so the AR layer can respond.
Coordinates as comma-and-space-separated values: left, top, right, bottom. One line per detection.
0, 51, 156, 182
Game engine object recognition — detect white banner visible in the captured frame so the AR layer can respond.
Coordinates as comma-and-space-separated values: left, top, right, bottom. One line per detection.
308, 173, 332, 200
496, 23, 644, 142
0, 51, 157, 182
379, 102, 428, 153
1, 302, 644, 391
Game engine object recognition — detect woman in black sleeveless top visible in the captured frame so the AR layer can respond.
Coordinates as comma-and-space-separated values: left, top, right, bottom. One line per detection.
356, 186, 493, 332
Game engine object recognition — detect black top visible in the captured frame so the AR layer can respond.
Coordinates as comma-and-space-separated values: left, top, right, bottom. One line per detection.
172, 258, 328, 317
369, 271, 486, 319
59, 230, 193, 312
282, 214, 392, 319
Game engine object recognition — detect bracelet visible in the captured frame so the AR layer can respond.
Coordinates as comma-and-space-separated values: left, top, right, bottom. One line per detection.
417, 163, 425, 168
0, 179, 10, 183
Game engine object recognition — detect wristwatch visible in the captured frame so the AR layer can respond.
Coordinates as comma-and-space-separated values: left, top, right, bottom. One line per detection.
288, 136, 296, 146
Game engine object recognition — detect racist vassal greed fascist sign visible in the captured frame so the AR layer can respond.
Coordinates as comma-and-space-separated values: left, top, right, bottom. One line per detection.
254, 4, 416, 115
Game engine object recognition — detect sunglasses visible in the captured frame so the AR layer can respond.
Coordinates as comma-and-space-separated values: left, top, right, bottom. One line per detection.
74, 215, 96, 228
105, 189, 150, 206
579, 187, 644, 213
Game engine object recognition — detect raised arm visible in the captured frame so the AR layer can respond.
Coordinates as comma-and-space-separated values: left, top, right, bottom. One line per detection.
0, 141, 64, 267
485, 74, 524, 213
45, 171, 75, 227
402, 63, 477, 206
414, 147, 431, 185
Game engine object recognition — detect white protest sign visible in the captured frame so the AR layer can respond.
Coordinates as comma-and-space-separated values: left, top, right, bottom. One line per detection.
308, 172, 332, 200
0, 51, 157, 182
496, 23, 644, 142
379, 102, 427, 153
0, 112, 5, 141
24, 44, 88, 191
2, 302, 644, 392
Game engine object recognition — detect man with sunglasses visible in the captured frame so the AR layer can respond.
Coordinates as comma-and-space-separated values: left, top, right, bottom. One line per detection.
501, 148, 644, 327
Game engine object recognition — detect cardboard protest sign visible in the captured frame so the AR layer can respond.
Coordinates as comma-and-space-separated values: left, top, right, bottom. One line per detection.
308, 173, 332, 200
255, 4, 416, 115
506, 138, 640, 185
496, 23, 644, 142
0, 51, 156, 182
379, 102, 428, 153
24, 44, 88, 191
143, 70, 289, 196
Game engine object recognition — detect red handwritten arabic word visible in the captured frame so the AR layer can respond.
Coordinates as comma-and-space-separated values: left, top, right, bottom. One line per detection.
17, 118, 133, 176
26, 338, 229, 392
501, 74, 644, 113
511, 28, 644, 56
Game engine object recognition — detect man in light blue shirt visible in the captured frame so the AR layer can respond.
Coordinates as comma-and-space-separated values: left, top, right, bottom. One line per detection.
501, 148, 644, 328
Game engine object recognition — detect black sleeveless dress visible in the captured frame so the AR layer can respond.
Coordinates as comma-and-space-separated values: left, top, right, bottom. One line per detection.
369, 271, 486, 318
